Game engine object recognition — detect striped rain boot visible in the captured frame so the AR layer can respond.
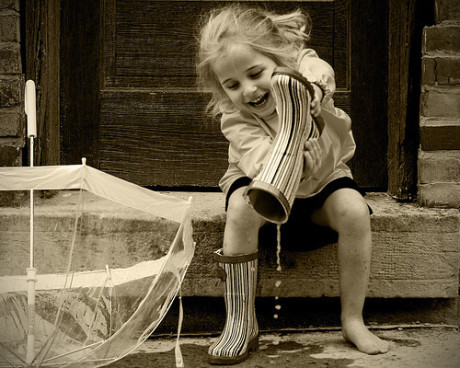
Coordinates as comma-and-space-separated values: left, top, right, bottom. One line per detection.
208, 249, 259, 365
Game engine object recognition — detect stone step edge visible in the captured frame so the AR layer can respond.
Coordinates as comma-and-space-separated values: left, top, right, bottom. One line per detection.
1, 191, 458, 299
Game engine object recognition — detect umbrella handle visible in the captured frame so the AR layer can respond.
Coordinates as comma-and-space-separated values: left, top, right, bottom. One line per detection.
25, 80, 37, 138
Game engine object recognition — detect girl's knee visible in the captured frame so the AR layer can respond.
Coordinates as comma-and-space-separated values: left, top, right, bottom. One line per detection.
340, 202, 370, 234
227, 187, 264, 229
328, 191, 370, 234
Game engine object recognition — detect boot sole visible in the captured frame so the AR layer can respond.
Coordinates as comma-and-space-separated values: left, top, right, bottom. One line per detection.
208, 334, 259, 365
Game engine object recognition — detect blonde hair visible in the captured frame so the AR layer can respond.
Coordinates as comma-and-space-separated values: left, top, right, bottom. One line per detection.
196, 4, 312, 116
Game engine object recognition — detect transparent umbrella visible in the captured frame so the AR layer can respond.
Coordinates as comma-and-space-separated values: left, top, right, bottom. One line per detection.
0, 81, 194, 367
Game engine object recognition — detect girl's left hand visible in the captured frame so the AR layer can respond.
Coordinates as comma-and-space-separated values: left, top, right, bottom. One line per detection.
310, 84, 323, 117
303, 138, 322, 178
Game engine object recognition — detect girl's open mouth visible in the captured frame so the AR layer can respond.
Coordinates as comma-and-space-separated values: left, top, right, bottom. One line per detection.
249, 93, 269, 107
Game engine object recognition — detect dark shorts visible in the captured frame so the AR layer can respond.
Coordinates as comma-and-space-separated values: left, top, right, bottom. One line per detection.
226, 176, 371, 252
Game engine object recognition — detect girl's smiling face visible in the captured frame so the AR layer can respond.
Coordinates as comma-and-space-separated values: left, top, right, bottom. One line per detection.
212, 43, 278, 119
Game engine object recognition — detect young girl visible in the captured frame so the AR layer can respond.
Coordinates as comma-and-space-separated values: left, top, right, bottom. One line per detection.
196, 4, 390, 364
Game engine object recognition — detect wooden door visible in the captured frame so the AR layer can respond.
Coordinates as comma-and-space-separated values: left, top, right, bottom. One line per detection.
60, 0, 388, 190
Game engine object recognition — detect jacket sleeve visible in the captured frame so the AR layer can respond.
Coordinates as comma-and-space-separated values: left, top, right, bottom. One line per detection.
221, 112, 272, 179
297, 49, 336, 104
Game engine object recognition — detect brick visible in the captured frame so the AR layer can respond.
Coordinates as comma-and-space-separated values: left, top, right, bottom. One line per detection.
420, 87, 460, 118
419, 182, 460, 207
435, 0, 460, 22
0, 14, 19, 42
0, 78, 22, 106
0, 107, 23, 137
0, 0, 19, 11
0, 144, 21, 165
419, 150, 460, 183
422, 56, 460, 86
0, 46, 21, 74
423, 23, 460, 54
420, 117, 460, 150
0, 143, 23, 205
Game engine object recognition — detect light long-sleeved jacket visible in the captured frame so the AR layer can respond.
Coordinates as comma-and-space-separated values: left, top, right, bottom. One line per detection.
219, 49, 356, 198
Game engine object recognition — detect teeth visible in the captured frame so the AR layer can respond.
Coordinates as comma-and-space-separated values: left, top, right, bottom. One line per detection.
251, 94, 267, 106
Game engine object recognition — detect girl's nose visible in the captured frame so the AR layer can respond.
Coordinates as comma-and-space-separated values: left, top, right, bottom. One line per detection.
243, 84, 258, 98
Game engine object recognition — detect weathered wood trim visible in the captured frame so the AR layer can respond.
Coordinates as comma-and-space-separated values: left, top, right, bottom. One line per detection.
387, 0, 434, 200
350, 0, 388, 190
388, 0, 416, 199
60, 0, 101, 167
101, 0, 116, 89
333, 0, 349, 89
25, 0, 60, 166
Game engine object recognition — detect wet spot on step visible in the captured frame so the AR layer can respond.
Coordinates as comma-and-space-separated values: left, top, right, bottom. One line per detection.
108, 344, 208, 367
263, 340, 320, 354
263, 341, 355, 367
387, 338, 421, 348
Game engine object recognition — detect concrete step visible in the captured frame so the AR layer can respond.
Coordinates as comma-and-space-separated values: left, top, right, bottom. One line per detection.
184, 192, 459, 299
0, 191, 458, 300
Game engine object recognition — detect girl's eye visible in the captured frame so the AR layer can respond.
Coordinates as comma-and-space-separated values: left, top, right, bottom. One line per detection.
226, 83, 239, 90
250, 70, 263, 78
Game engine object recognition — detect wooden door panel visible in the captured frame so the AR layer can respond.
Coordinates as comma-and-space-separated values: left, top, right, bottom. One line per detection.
104, 1, 336, 90
100, 91, 227, 186
100, 0, 345, 186
61, 0, 387, 189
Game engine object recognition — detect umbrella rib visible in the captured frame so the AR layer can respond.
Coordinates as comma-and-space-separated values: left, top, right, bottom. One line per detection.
39, 341, 104, 365
0, 340, 27, 367
32, 305, 67, 367
83, 276, 110, 346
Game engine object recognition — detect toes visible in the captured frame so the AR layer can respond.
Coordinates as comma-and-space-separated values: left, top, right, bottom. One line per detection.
363, 335, 390, 354
378, 339, 390, 353
360, 341, 383, 355
342, 323, 390, 355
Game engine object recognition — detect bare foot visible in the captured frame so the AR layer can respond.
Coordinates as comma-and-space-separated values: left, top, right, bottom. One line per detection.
342, 319, 390, 354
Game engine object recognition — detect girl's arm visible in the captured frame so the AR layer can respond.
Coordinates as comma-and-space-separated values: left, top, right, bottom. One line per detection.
297, 49, 336, 104
221, 112, 272, 179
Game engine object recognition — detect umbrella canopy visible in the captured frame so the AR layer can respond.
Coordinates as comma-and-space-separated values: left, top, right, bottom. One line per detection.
0, 163, 194, 367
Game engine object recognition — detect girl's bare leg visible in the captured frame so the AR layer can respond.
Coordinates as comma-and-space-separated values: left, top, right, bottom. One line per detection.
224, 186, 265, 255
311, 188, 390, 354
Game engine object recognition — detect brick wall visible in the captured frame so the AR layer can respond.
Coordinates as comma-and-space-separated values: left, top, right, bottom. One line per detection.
0, 0, 24, 205
419, 0, 460, 207
0, 0, 23, 165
